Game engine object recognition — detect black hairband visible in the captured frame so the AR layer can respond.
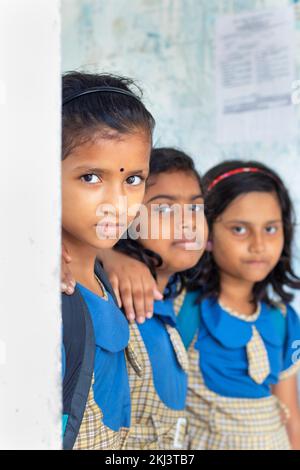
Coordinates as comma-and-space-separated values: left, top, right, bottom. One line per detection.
63, 86, 141, 105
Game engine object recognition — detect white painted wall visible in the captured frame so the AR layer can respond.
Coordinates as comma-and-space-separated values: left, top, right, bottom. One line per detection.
0, 0, 61, 449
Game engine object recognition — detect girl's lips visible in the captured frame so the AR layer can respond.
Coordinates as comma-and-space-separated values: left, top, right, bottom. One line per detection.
172, 239, 202, 250
243, 259, 269, 265
97, 223, 124, 228
95, 222, 126, 228
95, 222, 126, 238
173, 236, 197, 243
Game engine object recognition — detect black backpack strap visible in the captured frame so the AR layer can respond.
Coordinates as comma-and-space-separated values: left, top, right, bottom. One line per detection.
62, 289, 95, 450
95, 259, 119, 306
62, 261, 120, 449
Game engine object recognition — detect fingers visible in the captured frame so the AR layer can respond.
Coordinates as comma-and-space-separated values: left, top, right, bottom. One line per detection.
119, 281, 136, 323
61, 271, 76, 295
140, 272, 161, 320
131, 282, 147, 324
100, 249, 159, 323
61, 242, 75, 295
61, 282, 75, 295
109, 269, 160, 323
153, 286, 163, 300
142, 279, 155, 320
61, 246, 75, 295
109, 274, 122, 309
61, 283, 75, 295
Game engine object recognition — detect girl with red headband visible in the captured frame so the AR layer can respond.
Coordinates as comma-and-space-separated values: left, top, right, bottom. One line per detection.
93, 159, 300, 450
174, 160, 300, 450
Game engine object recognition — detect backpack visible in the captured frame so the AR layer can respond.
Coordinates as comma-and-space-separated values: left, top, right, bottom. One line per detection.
62, 261, 118, 449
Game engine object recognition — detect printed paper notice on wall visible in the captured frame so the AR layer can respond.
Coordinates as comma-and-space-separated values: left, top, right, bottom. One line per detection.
216, 6, 296, 144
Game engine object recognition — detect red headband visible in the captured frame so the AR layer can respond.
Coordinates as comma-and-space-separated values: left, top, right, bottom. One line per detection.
207, 167, 279, 192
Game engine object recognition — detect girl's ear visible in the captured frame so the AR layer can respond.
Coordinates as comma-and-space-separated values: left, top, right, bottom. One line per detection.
206, 240, 213, 252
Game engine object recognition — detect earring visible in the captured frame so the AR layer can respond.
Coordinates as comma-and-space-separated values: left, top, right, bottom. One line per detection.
206, 240, 213, 251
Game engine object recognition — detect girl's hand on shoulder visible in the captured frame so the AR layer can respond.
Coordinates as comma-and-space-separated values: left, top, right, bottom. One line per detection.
61, 244, 76, 295
99, 249, 163, 323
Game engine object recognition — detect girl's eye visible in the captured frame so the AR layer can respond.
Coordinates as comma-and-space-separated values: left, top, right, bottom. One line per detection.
81, 173, 100, 184
265, 226, 278, 234
232, 226, 247, 235
126, 175, 144, 186
188, 204, 203, 212
155, 204, 173, 214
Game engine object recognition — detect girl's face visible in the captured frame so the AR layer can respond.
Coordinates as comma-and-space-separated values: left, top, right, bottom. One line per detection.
139, 170, 208, 274
211, 191, 284, 284
62, 130, 151, 250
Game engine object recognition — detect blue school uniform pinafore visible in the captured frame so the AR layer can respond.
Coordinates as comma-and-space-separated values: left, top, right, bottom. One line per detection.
174, 291, 300, 450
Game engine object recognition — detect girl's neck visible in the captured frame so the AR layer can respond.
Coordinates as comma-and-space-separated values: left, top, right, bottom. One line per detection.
218, 271, 256, 315
156, 270, 175, 296
62, 231, 100, 292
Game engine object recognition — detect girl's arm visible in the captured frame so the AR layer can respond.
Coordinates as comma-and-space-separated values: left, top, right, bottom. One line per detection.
99, 249, 162, 323
272, 375, 300, 450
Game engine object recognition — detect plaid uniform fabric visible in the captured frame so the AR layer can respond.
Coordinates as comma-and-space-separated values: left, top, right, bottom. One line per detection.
173, 291, 291, 450
173, 290, 186, 317
124, 322, 189, 450
73, 373, 130, 450
186, 336, 291, 450
247, 325, 271, 384
74, 340, 142, 450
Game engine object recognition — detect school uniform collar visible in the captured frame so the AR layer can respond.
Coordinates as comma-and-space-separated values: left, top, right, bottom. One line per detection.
201, 297, 283, 349
77, 283, 129, 353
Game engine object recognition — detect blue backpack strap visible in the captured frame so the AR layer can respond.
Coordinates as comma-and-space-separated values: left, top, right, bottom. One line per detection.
62, 289, 95, 450
176, 290, 201, 350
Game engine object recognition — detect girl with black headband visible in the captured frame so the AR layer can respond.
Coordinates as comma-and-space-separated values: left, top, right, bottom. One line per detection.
61, 71, 154, 449
113, 147, 208, 450
100, 159, 300, 450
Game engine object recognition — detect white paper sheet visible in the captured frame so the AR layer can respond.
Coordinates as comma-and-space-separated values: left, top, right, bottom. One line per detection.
216, 7, 296, 143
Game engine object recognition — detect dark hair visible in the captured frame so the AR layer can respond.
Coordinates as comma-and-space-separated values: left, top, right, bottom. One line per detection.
62, 71, 155, 159
115, 147, 203, 298
190, 159, 300, 305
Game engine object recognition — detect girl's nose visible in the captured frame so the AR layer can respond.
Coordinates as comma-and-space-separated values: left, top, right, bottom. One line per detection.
98, 183, 128, 214
249, 233, 266, 253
